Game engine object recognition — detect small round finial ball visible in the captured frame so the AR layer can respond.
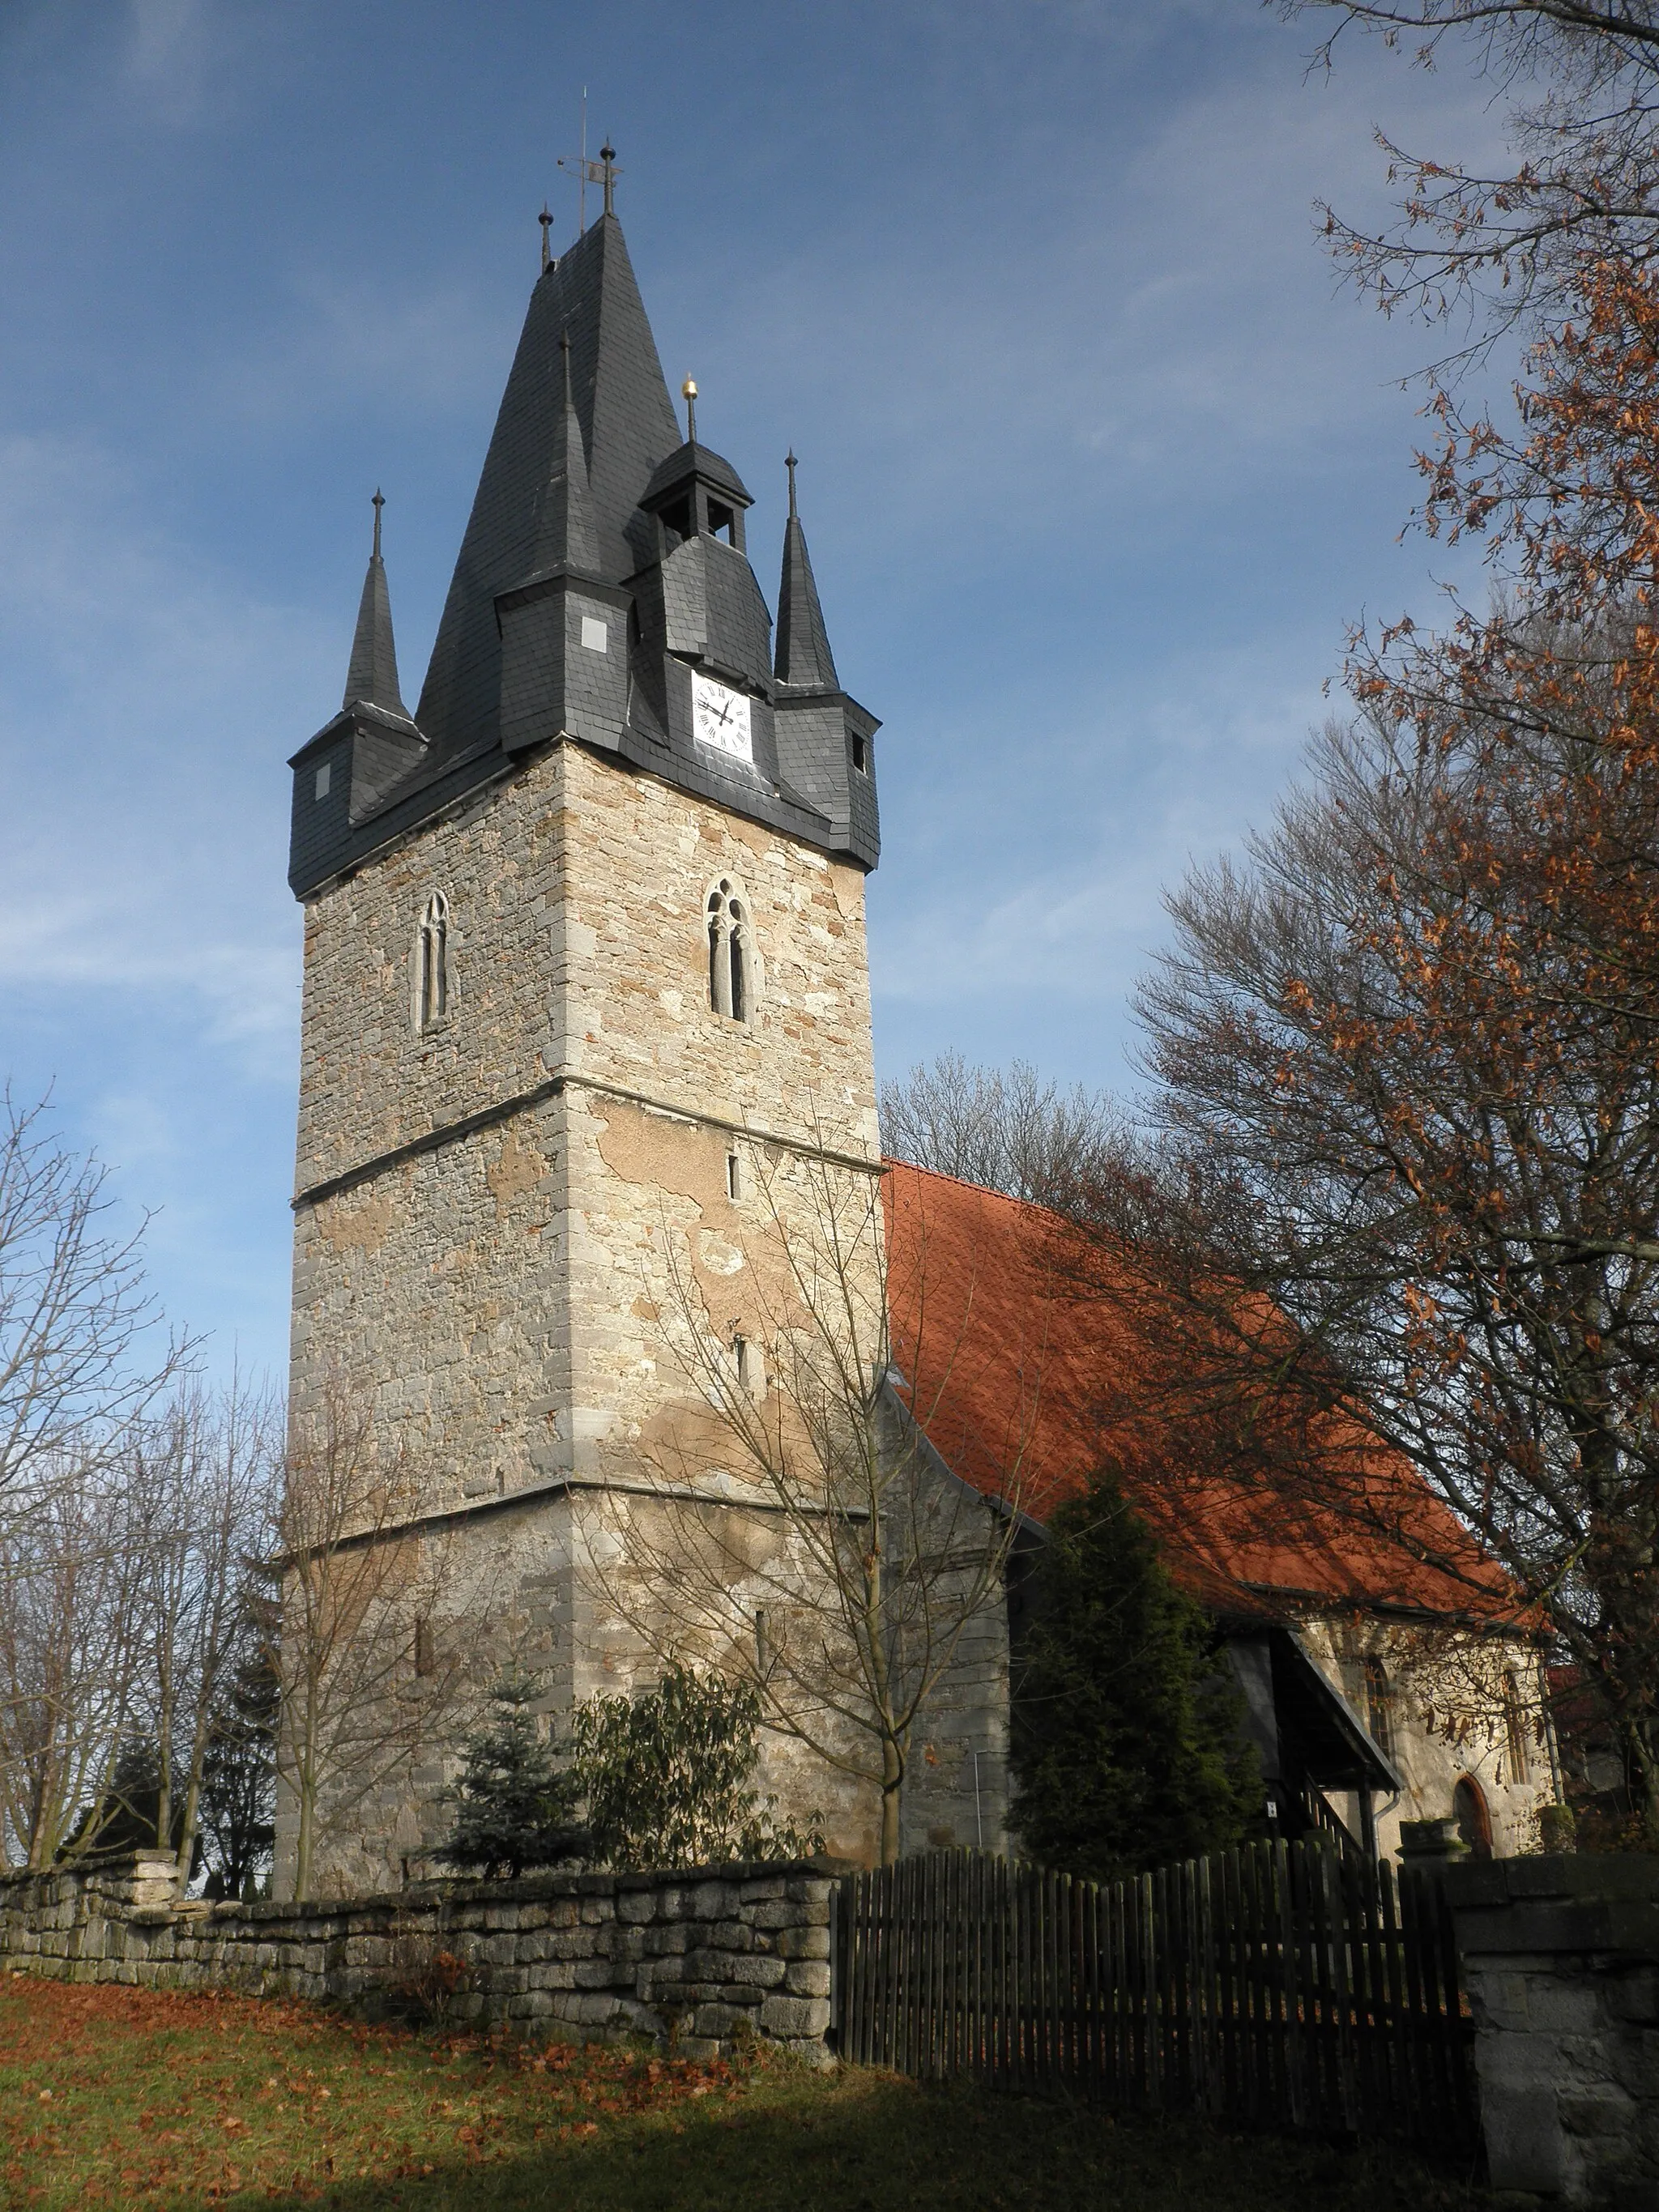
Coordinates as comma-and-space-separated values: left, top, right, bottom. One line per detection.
681, 377, 698, 401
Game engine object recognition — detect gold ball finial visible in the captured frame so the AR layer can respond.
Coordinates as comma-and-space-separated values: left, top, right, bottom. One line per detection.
681, 377, 697, 401
680, 377, 698, 442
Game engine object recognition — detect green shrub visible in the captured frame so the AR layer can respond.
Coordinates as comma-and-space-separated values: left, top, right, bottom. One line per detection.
572, 1663, 822, 1869
1010, 1471, 1260, 1881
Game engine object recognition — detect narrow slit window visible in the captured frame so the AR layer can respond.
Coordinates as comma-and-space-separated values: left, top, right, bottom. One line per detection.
851, 734, 868, 775
414, 1618, 435, 1678
726, 1152, 742, 1201
416, 891, 450, 1032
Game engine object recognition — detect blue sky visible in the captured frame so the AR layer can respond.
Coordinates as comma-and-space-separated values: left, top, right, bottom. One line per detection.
0, 0, 1510, 1384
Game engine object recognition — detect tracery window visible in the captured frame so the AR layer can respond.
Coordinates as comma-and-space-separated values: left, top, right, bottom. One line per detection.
416, 891, 450, 1033
706, 878, 753, 1023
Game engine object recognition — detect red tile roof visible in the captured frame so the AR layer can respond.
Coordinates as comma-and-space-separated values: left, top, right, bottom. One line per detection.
883, 1159, 1517, 1626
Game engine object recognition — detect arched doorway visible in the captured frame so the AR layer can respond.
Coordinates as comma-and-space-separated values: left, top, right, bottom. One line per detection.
1453, 1775, 1493, 1859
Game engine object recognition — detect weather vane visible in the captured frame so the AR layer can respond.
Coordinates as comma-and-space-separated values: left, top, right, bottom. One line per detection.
557, 89, 621, 233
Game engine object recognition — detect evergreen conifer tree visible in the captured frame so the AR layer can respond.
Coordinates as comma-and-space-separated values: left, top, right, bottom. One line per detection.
1010, 1472, 1260, 1880
435, 1675, 586, 1880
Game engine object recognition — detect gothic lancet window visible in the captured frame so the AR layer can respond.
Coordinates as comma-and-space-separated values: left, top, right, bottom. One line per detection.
706, 878, 753, 1023
416, 891, 450, 1033
1503, 1670, 1530, 1782
1363, 1656, 1393, 1758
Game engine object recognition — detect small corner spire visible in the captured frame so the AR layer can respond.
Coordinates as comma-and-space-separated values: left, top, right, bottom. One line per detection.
600, 143, 617, 217
539, 204, 554, 274
344, 490, 409, 718
775, 458, 839, 692
682, 377, 698, 444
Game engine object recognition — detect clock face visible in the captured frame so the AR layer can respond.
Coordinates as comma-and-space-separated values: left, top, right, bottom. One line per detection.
691, 671, 753, 763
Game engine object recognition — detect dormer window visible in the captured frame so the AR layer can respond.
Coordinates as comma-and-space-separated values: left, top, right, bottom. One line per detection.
706, 877, 753, 1024
851, 734, 868, 775
415, 891, 450, 1033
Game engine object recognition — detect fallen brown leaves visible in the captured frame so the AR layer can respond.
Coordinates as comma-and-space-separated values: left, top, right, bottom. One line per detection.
0, 1971, 745, 2209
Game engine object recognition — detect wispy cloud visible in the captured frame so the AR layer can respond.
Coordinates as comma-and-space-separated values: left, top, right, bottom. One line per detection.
0, 431, 314, 1075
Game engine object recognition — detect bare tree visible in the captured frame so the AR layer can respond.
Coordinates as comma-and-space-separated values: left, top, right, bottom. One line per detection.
881, 1053, 1139, 1214
0, 1090, 186, 1512
1288, 2, 1659, 364
124, 1375, 279, 1882
271, 1379, 473, 1900
0, 1460, 148, 1868
585, 1142, 1035, 1865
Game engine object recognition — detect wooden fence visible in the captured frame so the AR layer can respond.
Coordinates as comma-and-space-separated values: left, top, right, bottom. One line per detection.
832, 1841, 1478, 2149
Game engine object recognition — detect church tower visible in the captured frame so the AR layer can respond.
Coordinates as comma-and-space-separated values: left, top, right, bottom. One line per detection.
281, 201, 885, 1893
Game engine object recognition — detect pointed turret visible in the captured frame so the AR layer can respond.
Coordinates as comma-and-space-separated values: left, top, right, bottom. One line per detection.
771, 451, 881, 866
774, 452, 838, 692
343, 492, 409, 716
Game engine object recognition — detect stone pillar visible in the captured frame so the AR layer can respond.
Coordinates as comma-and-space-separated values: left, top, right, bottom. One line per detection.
1399, 1815, 1469, 1869
122, 1855, 185, 1912
1445, 1856, 1659, 2206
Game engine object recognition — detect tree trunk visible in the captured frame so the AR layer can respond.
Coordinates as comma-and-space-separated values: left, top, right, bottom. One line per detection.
880, 1738, 903, 1865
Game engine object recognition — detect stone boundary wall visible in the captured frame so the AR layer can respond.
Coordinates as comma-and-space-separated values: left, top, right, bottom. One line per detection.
0, 1854, 842, 2065
1445, 1853, 1659, 2207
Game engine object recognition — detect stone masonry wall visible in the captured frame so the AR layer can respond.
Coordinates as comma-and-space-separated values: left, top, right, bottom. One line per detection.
279, 732, 1005, 1896
1303, 1617, 1551, 1863
1445, 1853, 1659, 2206
0, 1854, 840, 2065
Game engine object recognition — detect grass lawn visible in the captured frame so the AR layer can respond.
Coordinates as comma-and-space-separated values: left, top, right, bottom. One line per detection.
0, 1975, 1488, 2212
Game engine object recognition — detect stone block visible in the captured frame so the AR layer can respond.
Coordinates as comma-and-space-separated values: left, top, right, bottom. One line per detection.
574, 1958, 625, 1990
784, 1960, 831, 1998
742, 1900, 798, 1930
1480, 2085, 1567, 2193
616, 1891, 658, 1925
758, 1993, 830, 2040
719, 1953, 786, 1988
1559, 2088, 1635, 2139
1610, 1970, 1659, 2026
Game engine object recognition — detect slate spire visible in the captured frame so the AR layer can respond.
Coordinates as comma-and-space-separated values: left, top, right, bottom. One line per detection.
528, 335, 599, 575
415, 212, 681, 759
774, 452, 839, 691
343, 490, 410, 717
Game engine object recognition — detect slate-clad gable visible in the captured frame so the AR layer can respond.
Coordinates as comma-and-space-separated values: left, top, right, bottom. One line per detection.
287, 207, 881, 897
